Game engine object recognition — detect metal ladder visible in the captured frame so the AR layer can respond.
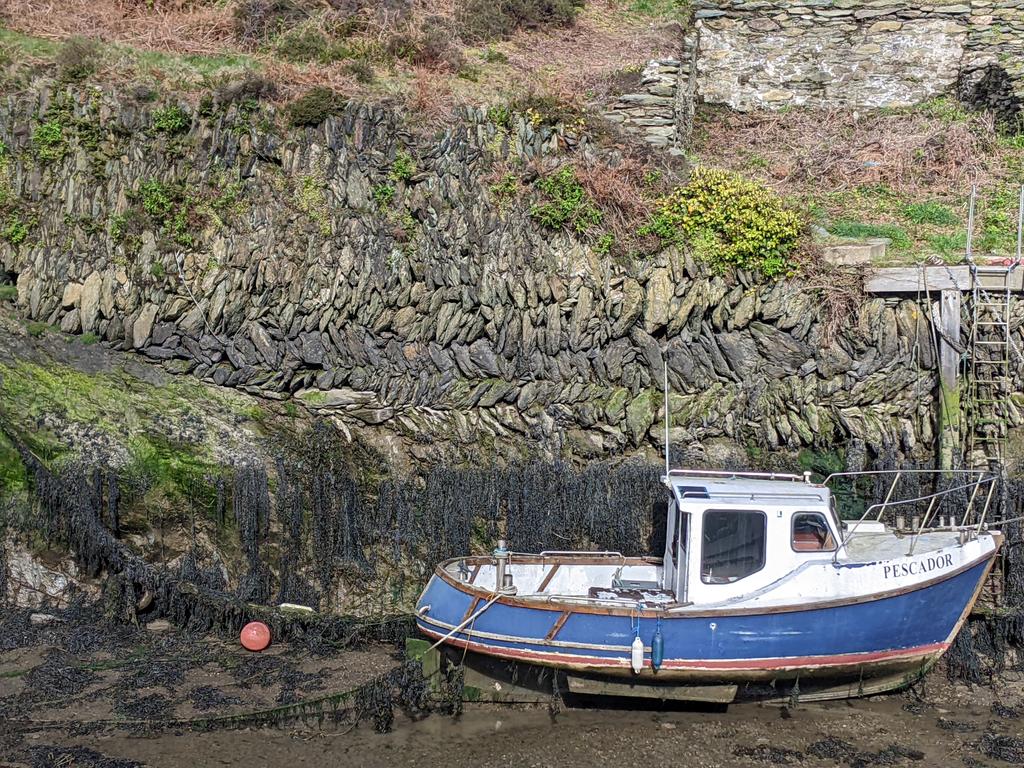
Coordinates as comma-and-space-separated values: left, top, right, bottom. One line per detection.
963, 185, 1022, 471
967, 269, 1012, 468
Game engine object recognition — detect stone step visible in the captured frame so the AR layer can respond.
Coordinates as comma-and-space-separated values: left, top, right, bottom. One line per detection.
822, 238, 889, 266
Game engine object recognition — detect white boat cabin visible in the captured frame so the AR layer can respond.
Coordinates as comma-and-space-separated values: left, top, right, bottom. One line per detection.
662, 470, 842, 605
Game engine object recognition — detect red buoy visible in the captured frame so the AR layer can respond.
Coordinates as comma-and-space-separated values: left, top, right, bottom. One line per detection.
240, 621, 271, 652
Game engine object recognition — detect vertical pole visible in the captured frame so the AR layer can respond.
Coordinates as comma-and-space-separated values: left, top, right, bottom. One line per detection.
938, 290, 962, 471
1016, 185, 1023, 266
663, 361, 670, 478
966, 184, 977, 264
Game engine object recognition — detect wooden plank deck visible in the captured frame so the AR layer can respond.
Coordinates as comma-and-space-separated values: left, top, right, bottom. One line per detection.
865, 266, 1023, 294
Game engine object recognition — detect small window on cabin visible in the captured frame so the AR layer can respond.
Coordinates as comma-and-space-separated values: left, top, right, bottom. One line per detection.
701, 510, 766, 584
792, 512, 837, 552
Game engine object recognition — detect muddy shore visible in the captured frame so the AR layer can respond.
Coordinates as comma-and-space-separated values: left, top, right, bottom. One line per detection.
1, 608, 1022, 768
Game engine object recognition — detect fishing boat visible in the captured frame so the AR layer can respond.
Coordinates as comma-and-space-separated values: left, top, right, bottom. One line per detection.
415, 469, 1003, 703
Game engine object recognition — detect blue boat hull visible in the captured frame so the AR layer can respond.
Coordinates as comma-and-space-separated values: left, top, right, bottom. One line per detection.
415, 557, 992, 690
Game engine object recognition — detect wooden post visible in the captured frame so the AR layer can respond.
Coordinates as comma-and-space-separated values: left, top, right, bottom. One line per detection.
937, 290, 961, 471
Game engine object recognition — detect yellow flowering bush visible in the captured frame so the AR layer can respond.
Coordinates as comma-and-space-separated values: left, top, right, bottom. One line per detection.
643, 167, 803, 277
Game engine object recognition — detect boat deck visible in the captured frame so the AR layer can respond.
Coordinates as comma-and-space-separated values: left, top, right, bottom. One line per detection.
843, 529, 961, 562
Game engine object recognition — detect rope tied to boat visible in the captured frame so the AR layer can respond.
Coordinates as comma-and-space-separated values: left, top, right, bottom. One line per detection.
417, 592, 503, 658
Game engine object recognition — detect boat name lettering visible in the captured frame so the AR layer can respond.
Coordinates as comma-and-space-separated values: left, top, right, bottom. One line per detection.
883, 554, 953, 579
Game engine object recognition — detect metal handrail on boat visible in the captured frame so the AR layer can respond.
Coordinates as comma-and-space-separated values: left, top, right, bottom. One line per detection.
665, 469, 808, 484
681, 490, 828, 503
538, 550, 625, 559
828, 469, 998, 559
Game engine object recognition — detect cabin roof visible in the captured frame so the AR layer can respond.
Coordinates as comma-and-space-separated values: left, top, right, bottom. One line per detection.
668, 472, 830, 505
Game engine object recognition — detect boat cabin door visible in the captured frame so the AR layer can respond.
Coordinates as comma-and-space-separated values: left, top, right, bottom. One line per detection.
663, 486, 704, 602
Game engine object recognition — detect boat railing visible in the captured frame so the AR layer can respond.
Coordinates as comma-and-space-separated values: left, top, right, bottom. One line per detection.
825, 469, 998, 556
664, 469, 808, 484
680, 490, 828, 503
538, 550, 625, 559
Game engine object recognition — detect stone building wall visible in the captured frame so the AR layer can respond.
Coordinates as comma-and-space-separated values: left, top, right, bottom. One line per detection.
694, 1, 1024, 115
4, 86, 1022, 467
611, 1, 1024, 148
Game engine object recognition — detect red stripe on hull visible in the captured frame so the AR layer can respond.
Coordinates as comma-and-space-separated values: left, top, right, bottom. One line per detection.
419, 626, 947, 673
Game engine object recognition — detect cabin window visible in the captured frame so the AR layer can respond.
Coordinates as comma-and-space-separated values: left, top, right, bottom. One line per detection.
792, 512, 837, 552
701, 510, 766, 584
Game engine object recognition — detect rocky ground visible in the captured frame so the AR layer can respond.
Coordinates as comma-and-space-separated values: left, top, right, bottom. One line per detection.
0, 606, 1022, 768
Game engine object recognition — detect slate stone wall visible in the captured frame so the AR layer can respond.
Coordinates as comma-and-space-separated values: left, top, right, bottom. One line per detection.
3, 85, 1021, 467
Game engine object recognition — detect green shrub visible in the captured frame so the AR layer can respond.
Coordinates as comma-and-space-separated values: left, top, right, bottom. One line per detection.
829, 220, 912, 251
139, 179, 175, 220
487, 104, 512, 129
373, 183, 396, 210
152, 104, 190, 135
295, 174, 331, 235
26, 322, 49, 337
78, 332, 100, 345
275, 26, 334, 63
529, 166, 602, 235
233, 0, 308, 46
32, 120, 66, 162
490, 173, 519, 202
595, 233, 615, 255
456, 0, 584, 42
481, 44, 508, 63
644, 167, 803, 277
903, 201, 958, 226
343, 59, 375, 84
0, 284, 17, 302
389, 150, 416, 182
287, 86, 347, 127
2, 217, 32, 245
57, 36, 101, 83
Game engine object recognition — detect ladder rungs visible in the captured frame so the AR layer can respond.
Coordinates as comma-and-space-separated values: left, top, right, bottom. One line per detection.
975, 341, 1008, 346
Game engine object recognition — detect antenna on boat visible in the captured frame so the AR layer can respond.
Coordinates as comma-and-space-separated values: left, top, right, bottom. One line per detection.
663, 357, 670, 477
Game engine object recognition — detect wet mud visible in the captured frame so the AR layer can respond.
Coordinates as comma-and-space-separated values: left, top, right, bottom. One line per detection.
1, 606, 1022, 768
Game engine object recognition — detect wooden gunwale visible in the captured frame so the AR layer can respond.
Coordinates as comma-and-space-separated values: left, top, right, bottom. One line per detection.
432, 548, 998, 618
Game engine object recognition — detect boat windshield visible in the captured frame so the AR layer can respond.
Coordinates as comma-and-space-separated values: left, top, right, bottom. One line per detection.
701, 509, 767, 584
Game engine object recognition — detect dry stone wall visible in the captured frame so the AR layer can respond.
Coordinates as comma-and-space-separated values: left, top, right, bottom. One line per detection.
4, 85, 1021, 467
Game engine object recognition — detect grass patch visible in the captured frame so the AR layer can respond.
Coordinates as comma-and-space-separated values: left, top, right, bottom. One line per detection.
828, 220, 912, 252
0, 28, 61, 58
926, 231, 968, 262
902, 201, 958, 227
626, 0, 691, 19
0, 285, 17, 302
